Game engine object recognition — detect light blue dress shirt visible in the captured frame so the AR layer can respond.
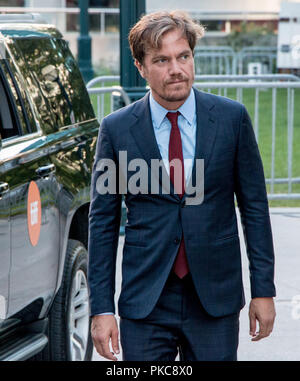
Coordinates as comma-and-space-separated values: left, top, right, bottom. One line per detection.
97, 89, 197, 316
149, 88, 197, 186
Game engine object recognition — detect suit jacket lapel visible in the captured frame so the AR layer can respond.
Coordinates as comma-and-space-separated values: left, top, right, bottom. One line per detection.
184, 88, 219, 201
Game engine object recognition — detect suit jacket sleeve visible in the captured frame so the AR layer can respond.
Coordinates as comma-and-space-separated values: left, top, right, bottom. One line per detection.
234, 105, 276, 299
88, 117, 122, 316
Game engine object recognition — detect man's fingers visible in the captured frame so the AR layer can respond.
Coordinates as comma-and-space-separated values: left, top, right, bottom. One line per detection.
111, 329, 120, 355
91, 315, 119, 361
251, 330, 269, 341
249, 311, 257, 336
92, 331, 118, 360
251, 321, 273, 341
97, 336, 118, 361
249, 297, 276, 341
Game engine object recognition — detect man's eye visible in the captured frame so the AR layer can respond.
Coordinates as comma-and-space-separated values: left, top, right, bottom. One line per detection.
181, 55, 189, 60
153, 58, 167, 64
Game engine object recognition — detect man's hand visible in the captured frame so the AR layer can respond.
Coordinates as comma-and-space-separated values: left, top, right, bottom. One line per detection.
91, 315, 120, 361
249, 297, 276, 341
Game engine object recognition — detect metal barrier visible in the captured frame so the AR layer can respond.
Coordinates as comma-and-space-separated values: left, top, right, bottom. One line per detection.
194, 74, 300, 111
193, 81, 300, 200
87, 76, 300, 200
86, 76, 120, 88
194, 74, 300, 82
194, 46, 278, 75
194, 46, 237, 75
87, 77, 120, 122
87, 74, 300, 86
87, 84, 130, 123
237, 47, 277, 75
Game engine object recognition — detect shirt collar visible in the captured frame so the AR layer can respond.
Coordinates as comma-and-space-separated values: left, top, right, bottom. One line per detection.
149, 88, 195, 129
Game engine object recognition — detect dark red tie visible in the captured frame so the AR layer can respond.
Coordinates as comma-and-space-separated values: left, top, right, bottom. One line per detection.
167, 111, 189, 279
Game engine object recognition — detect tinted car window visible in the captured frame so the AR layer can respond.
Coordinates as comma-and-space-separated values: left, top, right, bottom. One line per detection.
7, 39, 55, 135
0, 62, 23, 139
1, 49, 37, 135
12, 37, 94, 133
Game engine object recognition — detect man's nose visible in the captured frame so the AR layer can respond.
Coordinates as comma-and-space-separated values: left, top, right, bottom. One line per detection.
168, 59, 182, 75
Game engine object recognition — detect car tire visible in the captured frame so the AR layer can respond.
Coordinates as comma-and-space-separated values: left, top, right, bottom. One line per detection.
35, 239, 93, 361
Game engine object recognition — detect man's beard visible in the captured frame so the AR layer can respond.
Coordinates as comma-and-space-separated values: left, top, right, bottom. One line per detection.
161, 84, 191, 102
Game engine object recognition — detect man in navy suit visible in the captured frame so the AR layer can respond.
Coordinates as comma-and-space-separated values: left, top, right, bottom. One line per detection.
88, 10, 276, 361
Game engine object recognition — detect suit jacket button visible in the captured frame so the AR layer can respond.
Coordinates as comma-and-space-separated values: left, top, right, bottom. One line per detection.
174, 238, 180, 244
181, 200, 186, 208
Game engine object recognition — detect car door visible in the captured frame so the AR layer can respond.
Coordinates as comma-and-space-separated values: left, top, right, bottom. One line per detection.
0, 148, 10, 324
0, 61, 19, 324
0, 46, 60, 320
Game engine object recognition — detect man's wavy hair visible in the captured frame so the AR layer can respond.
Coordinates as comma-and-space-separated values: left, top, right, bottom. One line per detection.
129, 10, 205, 64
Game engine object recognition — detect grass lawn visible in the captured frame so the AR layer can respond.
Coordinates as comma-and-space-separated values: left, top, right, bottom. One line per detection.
89, 84, 300, 207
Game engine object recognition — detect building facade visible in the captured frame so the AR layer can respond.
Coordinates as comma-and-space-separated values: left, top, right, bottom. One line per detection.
1, 0, 299, 73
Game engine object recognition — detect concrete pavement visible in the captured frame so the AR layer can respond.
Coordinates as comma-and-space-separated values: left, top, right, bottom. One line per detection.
92, 207, 300, 361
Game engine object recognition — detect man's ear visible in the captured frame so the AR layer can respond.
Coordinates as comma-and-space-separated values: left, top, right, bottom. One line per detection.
134, 59, 146, 79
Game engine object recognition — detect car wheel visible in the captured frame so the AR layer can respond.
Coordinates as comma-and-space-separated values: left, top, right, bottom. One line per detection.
35, 239, 93, 361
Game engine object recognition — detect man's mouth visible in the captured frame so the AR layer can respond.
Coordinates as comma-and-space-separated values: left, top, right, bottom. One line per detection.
167, 80, 186, 85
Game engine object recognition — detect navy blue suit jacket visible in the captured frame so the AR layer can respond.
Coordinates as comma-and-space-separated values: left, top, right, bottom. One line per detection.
88, 88, 276, 319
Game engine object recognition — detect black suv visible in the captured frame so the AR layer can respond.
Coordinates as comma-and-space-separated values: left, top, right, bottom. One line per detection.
0, 14, 99, 361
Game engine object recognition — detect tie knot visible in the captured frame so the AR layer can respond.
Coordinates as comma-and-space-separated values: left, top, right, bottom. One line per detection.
166, 111, 180, 126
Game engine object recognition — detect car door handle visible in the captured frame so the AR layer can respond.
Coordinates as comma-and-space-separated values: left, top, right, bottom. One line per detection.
36, 164, 56, 178
0, 182, 9, 196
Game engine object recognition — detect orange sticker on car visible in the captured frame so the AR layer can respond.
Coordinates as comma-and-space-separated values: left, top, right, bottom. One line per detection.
27, 181, 41, 246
